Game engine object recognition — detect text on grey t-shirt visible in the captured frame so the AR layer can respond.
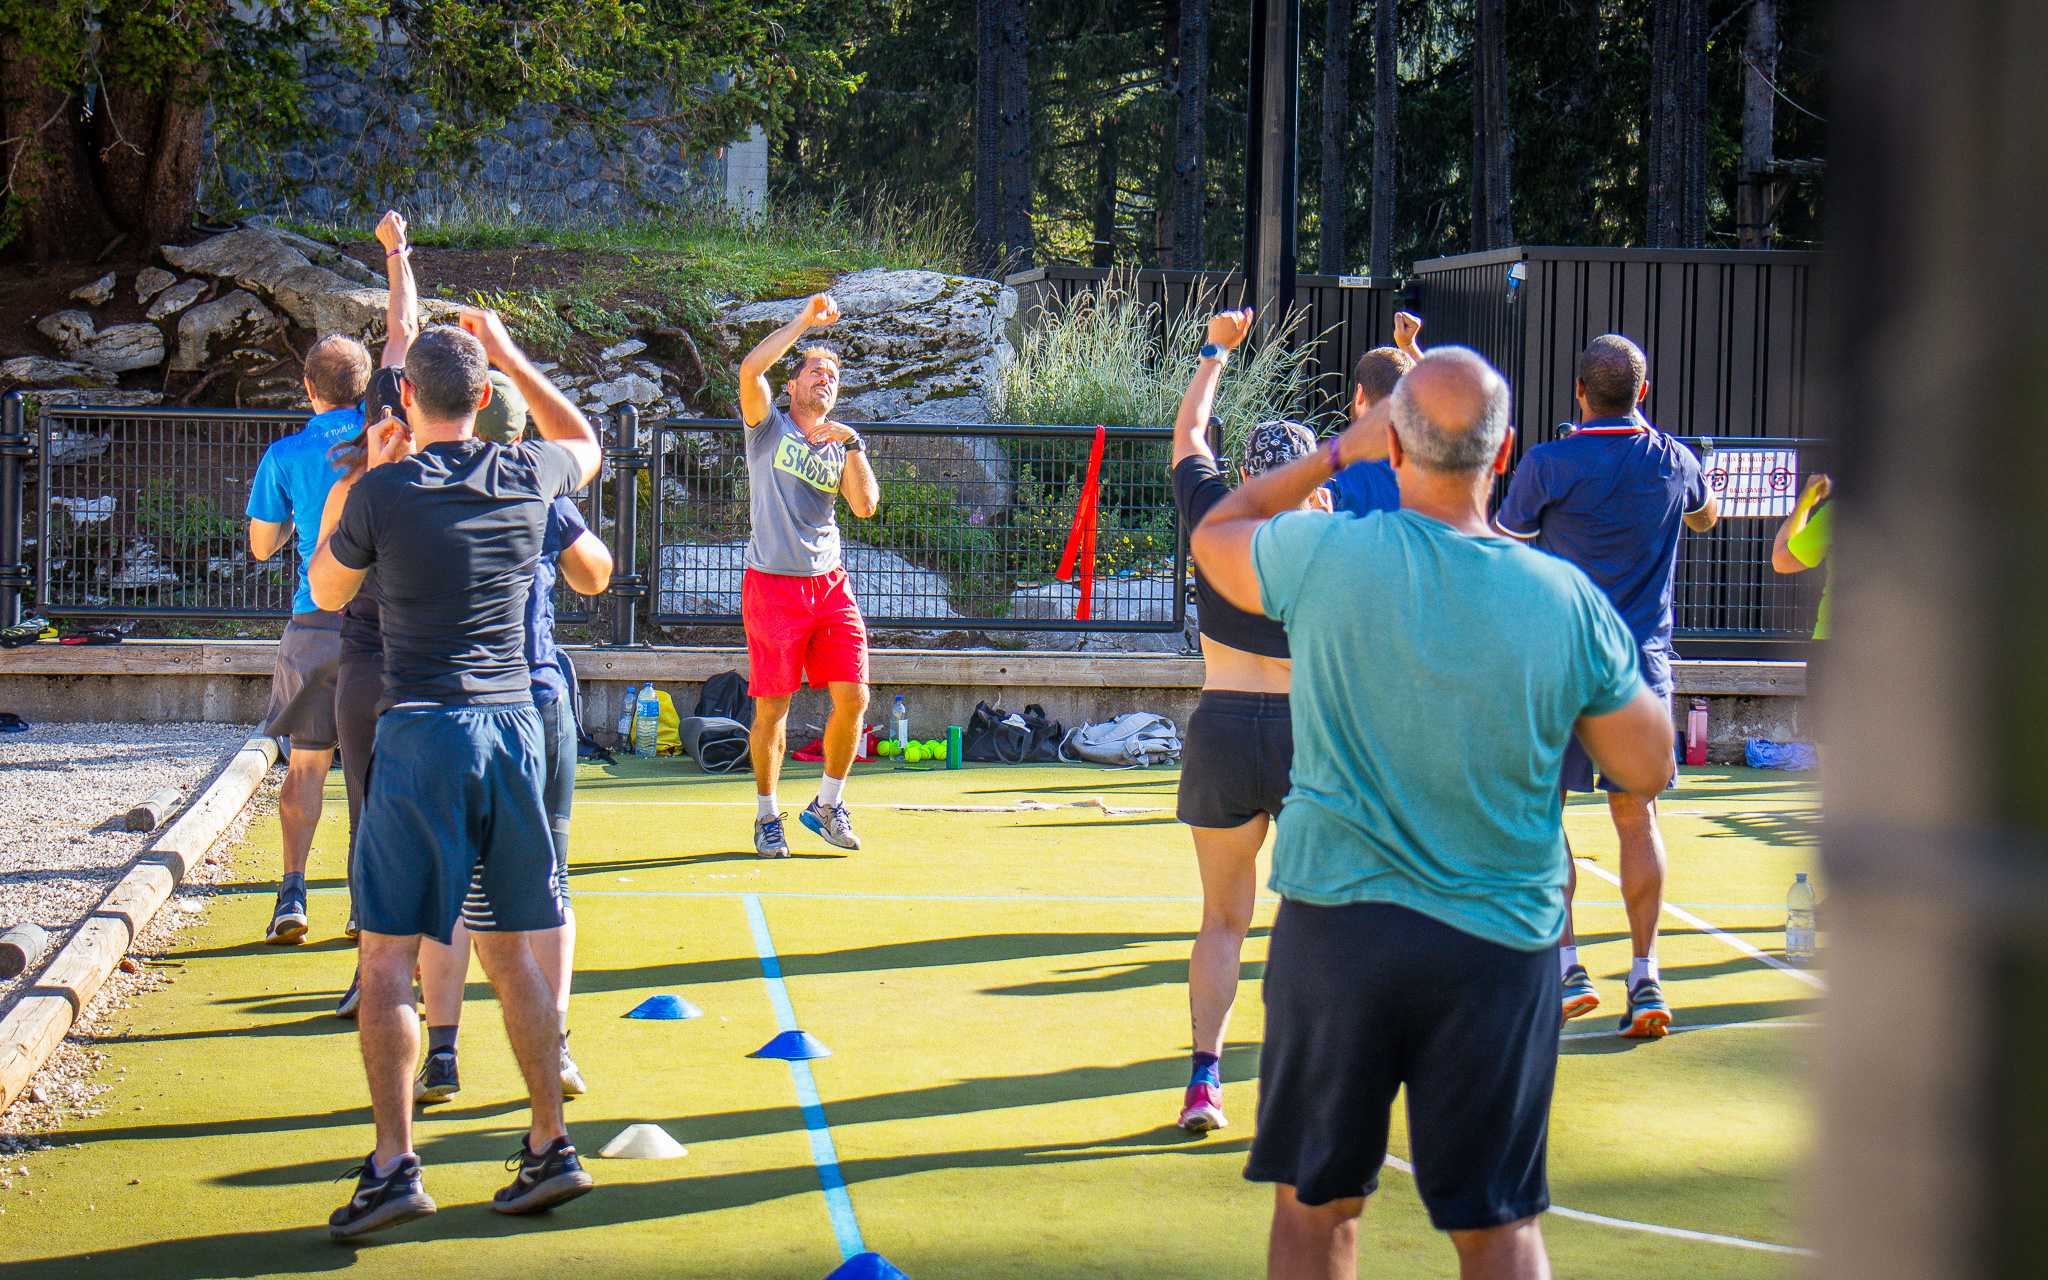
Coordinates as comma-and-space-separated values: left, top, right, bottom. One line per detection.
745, 404, 846, 576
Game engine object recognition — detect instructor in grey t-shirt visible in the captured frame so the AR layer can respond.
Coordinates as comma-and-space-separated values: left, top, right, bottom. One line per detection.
736, 292, 882, 859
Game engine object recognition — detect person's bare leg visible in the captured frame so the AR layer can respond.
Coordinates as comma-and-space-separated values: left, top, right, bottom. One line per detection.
752, 695, 792, 800
1608, 791, 1667, 962
277, 746, 334, 877
819, 681, 869, 782
1189, 817, 1267, 1056
1448, 1216, 1551, 1280
471, 930, 569, 1150
1268, 1185, 1364, 1280
417, 922, 472, 1028
356, 931, 424, 1163
527, 916, 574, 1021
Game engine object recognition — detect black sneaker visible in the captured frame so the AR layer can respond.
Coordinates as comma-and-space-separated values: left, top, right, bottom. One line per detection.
328, 1151, 436, 1239
265, 885, 308, 945
413, 1050, 459, 1104
335, 968, 362, 1020
493, 1135, 594, 1214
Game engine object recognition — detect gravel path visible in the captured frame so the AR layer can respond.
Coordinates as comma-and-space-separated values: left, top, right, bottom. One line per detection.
0, 723, 250, 1018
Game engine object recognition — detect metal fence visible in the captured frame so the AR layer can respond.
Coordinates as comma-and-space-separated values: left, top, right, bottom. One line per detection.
650, 419, 1184, 632
1670, 436, 1831, 641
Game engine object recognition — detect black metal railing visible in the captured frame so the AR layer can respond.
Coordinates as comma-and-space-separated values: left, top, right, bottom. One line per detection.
1671, 435, 1830, 641
649, 419, 1184, 632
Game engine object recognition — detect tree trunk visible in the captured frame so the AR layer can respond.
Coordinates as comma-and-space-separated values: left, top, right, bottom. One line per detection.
1317, 0, 1351, 275
997, 0, 1033, 271
1470, 0, 1512, 251
93, 83, 207, 251
1157, 0, 1180, 267
1171, 0, 1210, 271
1092, 119, 1119, 268
1368, 0, 1395, 277
0, 42, 118, 262
1737, 0, 1778, 249
973, 0, 1003, 274
1646, 0, 1707, 247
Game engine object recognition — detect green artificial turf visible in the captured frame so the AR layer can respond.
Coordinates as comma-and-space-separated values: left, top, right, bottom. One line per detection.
0, 760, 1817, 1278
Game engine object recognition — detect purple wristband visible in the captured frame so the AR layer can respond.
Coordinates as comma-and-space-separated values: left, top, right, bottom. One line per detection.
386, 245, 409, 258
1327, 437, 1343, 472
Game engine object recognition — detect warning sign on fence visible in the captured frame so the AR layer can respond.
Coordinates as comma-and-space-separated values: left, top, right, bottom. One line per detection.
1702, 448, 1801, 519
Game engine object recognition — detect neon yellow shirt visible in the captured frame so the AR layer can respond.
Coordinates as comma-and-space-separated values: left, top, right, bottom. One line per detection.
1787, 502, 1833, 639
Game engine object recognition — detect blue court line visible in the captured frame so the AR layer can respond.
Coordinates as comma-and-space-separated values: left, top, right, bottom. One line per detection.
742, 892, 865, 1262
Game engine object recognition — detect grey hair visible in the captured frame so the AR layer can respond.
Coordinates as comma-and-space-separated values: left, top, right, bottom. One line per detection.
1388, 346, 1511, 472
403, 325, 490, 423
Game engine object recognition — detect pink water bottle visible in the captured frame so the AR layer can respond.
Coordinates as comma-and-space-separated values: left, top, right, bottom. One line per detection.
1686, 699, 1709, 767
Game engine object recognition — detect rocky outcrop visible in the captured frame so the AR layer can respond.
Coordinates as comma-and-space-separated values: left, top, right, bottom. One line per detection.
161, 226, 455, 343
145, 280, 206, 321
1, 357, 115, 390
656, 541, 966, 621
172, 290, 284, 372
34, 312, 165, 372
1004, 578, 1195, 653
134, 268, 177, 304
70, 274, 116, 306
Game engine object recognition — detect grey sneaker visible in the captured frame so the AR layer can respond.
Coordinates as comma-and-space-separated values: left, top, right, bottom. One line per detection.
754, 812, 790, 859
265, 885, 308, 945
800, 799, 861, 850
414, 1050, 459, 1104
560, 1034, 587, 1098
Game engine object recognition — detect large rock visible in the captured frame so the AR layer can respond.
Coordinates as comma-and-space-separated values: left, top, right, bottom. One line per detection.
145, 279, 206, 320
134, 268, 177, 303
36, 310, 95, 349
0, 357, 115, 390
35, 312, 164, 372
70, 273, 116, 306
172, 290, 284, 371
1005, 577, 1194, 653
162, 226, 445, 342
30, 390, 163, 408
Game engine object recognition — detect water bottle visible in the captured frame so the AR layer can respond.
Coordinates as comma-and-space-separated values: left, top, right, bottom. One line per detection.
635, 683, 660, 757
1785, 873, 1817, 965
891, 695, 910, 749
617, 708, 634, 754
1686, 698, 1709, 766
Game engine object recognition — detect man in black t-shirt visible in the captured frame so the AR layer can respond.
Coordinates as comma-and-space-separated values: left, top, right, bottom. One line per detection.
308, 311, 601, 1240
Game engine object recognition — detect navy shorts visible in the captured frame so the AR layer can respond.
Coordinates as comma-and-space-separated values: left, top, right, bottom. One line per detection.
1177, 691, 1292, 828
1562, 684, 1673, 793
355, 702, 562, 944
1245, 900, 1559, 1231
538, 694, 575, 901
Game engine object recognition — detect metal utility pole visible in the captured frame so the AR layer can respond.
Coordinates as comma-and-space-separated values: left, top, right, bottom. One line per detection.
1243, 0, 1300, 338
1820, 1, 2048, 1277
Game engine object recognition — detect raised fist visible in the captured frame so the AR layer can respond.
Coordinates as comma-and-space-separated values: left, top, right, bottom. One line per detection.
1801, 473, 1831, 506
458, 307, 518, 366
375, 210, 408, 253
1393, 311, 1423, 353
804, 294, 842, 328
1207, 308, 1254, 352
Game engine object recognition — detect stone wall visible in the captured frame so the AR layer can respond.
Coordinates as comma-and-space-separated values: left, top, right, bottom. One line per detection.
206, 50, 751, 223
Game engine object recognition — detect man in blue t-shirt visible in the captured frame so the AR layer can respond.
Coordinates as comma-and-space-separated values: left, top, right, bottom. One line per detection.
1324, 310, 1422, 517
1495, 333, 1720, 1038
1192, 346, 1673, 1279
245, 335, 371, 947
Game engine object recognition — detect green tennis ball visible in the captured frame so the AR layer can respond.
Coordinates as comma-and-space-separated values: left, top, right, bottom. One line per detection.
876, 740, 895, 757
928, 740, 945, 755
905, 745, 925, 763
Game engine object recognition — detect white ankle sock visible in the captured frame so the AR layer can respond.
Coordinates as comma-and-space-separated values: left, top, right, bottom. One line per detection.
757, 792, 777, 820
817, 774, 847, 807
373, 1151, 412, 1177
1630, 956, 1659, 989
1559, 945, 1579, 977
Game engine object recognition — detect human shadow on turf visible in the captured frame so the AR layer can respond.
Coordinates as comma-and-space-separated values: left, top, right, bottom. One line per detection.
3, 1127, 1253, 1278
980, 931, 1269, 996
570, 929, 1202, 994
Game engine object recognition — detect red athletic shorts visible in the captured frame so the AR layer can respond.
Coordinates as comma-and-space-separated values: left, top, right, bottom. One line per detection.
741, 566, 870, 698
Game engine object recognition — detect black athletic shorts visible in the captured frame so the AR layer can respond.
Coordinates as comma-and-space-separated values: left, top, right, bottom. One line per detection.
1245, 899, 1559, 1231
262, 614, 342, 751
1177, 691, 1292, 828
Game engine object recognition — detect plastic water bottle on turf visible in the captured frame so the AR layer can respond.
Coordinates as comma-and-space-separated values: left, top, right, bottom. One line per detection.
617, 709, 634, 753
1785, 873, 1817, 965
635, 683, 660, 758
891, 695, 910, 749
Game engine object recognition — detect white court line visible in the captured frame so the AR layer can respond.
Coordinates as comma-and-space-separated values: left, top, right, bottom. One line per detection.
1574, 857, 1826, 991
741, 893, 865, 1262
1379, 1155, 1814, 1257
1559, 1018, 1817, 1042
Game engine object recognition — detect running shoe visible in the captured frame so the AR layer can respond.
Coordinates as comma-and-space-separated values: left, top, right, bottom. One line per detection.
344, 916, 359, 941
328, 1152, 436, 1239
799, 798, 861, 850
754, 812, 790, 859
493, 1136, 594, 1214
1561, 964, 1600, 1020
561, 1035, 587, 1099
1178, 1081, 1228, 1133
413, 1050, 460, 1104
1618, 979, 1673, 1039
335, 968, 363, 1020
265, 885, 308, 945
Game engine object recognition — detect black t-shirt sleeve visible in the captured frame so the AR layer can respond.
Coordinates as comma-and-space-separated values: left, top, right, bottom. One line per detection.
1173, 455, 1233, 528
529, 439, 583, 500
329, 478, 378, 572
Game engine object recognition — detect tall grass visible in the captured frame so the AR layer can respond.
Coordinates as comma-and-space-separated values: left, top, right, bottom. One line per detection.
992, 273, 1323, 457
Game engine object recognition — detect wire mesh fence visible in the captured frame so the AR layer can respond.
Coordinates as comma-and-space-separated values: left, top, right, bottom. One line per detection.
1671, 436, 1831, 640
651, 420, 1184, 632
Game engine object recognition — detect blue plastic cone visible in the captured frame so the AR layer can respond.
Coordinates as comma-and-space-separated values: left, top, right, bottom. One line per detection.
749, 1028, 833, 1060
626, 994, 703, 1020
822, 1253, 911, 1280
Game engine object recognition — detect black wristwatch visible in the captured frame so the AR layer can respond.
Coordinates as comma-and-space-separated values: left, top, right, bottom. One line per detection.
842, 433, 865, 452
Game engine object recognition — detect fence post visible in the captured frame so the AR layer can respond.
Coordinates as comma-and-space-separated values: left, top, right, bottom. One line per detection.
0, 394, 31, 628
605, 406, 650, 647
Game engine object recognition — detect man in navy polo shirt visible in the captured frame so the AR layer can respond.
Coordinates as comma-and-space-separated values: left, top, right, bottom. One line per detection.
1496, 333, 1719, 1038
1326, 310, 1423, 517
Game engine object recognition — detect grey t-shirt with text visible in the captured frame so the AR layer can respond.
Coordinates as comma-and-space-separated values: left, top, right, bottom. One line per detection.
745, 404, 847, 576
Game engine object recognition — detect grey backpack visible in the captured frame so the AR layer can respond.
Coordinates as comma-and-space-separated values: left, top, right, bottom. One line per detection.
1059, 712, 1182, 767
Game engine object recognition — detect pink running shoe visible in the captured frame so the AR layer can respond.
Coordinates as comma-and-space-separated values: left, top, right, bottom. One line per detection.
1178, 1082, 1228, 1133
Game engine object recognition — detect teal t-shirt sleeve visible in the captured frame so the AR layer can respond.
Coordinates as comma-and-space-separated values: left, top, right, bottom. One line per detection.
1580, 585, 1646, 716
245, 446, 290, 524
1251, 510, 1336, 624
